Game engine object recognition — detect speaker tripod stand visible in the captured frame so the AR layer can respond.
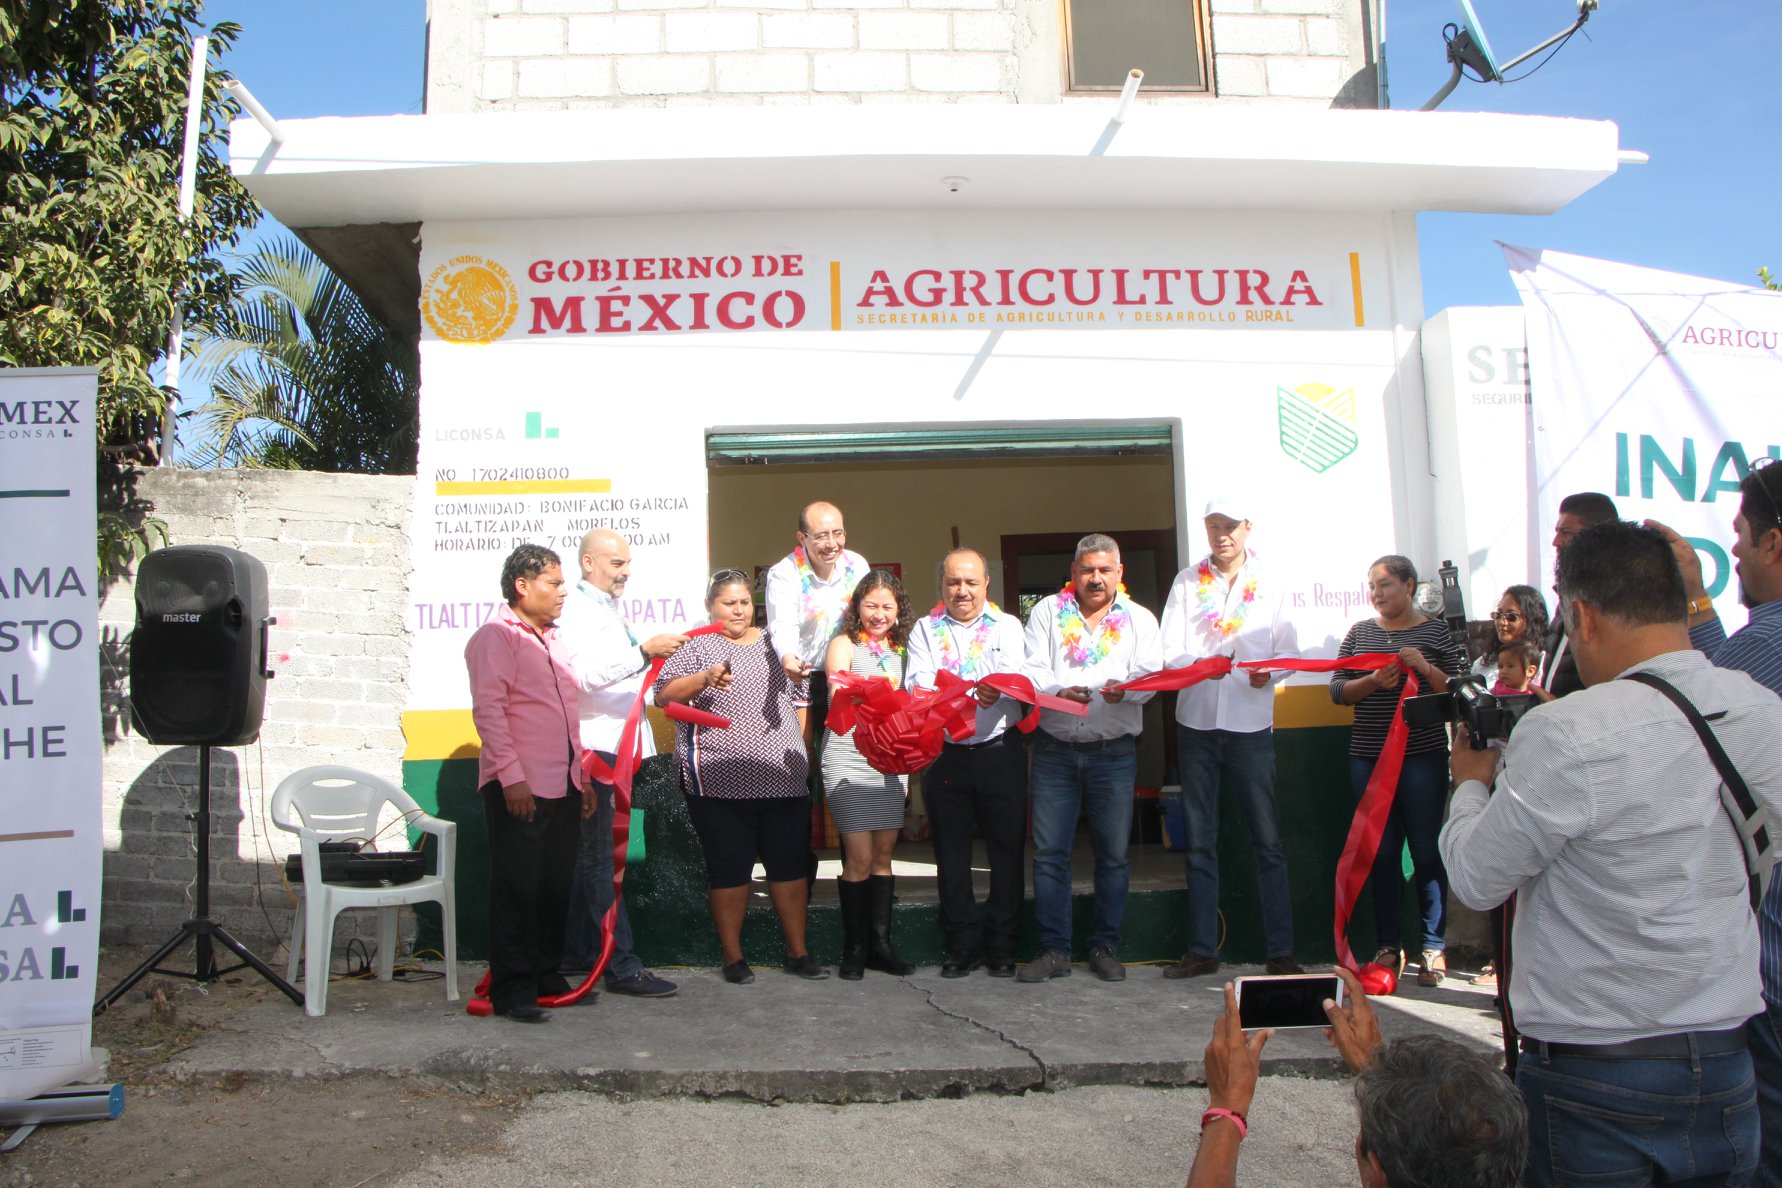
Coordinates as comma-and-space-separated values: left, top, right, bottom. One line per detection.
96, 744, 302, 1015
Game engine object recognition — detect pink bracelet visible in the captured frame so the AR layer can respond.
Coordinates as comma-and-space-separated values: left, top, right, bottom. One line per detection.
1201, 1108, 1247, 1139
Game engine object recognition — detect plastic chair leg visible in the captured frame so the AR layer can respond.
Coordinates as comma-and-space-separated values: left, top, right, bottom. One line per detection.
303, 894, 335, 1017
376, 907, 397, 982
440, 892, 460, 1002
286, 897, 305, 984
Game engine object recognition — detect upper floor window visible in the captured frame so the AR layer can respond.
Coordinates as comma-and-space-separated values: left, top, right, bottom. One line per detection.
1065, 0, 1211, 92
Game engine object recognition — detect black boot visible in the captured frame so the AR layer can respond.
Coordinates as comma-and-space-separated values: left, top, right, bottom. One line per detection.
866, 874, 916, 976
837, 878, 870, 981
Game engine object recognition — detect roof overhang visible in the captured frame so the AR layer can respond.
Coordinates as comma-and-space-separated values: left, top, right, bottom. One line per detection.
229, 103, 1627, 335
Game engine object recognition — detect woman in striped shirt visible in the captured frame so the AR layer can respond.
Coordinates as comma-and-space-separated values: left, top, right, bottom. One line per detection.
1329, 555, 1467, 987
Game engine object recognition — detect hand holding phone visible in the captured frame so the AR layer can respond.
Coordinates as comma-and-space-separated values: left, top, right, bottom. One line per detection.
1233, 973, 1345, 1030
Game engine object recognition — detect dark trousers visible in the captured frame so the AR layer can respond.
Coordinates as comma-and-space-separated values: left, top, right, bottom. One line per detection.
926, 731, 1027, 957
481, 782, 579, 1013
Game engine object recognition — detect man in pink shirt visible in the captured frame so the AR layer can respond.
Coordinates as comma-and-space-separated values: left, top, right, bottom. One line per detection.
465, 544, 594, 1023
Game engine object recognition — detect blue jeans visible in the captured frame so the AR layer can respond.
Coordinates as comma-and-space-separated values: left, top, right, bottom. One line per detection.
1349, 750, 1448, 954
1178, 726, 1294, 959
1030, 733, 1137, 954
564, 765, 641, 982
1750, 1005, 1782, 1187
1517, 1041, 1759, 1187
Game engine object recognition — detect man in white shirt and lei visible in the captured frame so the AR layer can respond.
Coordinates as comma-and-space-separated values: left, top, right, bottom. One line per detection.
1017, 533, 1162, 985
1159, 496, 1301, 980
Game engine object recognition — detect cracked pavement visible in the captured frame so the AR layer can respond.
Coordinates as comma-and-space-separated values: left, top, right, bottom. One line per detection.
160, 958, 1505, 1103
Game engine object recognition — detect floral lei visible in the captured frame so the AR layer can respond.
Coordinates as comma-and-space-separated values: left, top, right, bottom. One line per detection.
928, 602, 1000, 677
1197, 555, 1260, 638
1057, 584, 1130, 666
856, 630, 903, 674
793, 545, 863, 633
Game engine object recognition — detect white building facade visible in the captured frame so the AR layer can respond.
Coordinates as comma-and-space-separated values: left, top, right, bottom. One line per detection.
228, 0, 1624, 961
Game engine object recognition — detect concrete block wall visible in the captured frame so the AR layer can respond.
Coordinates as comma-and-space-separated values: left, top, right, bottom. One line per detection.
99, 469, 414, 950
427, 0, 1377, 111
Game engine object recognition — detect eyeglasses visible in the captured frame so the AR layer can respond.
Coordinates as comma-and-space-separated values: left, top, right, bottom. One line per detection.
1490, 611, 1523, 623
801, 529, 846, 545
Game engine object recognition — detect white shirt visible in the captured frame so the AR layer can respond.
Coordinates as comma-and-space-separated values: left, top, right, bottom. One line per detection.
1159, 552, 1298, 734
554, 579, 655, 758
1439, 648, 1782, 1044
1021, 592, 1162, 742
763, 547, 870, 667
904, 605, 1027, 743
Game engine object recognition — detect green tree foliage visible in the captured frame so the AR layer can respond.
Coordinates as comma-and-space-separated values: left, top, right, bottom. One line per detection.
1760, 267, 1779, 292
188, 236, 419, 473
0, 0, 259, 577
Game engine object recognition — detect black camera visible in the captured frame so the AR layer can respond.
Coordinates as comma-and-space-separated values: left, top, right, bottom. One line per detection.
1402, 675, 1536, 750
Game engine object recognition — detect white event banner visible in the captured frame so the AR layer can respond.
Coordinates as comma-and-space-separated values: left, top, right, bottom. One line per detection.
403, 210, 1418, 736
0, 368, 102, 1102
1509, 246, 1782, 633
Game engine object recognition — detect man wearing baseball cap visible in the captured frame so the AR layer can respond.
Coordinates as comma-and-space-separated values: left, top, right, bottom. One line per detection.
1159, 496, 1302, 978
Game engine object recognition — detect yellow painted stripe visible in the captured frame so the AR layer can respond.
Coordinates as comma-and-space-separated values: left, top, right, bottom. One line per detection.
402, 708, 679, 762
403, 709, 480, 761
1275, 684, 1355, 730
829, 260, 842, 331
1348, 252, 1365, 327
435, 478, 612, 496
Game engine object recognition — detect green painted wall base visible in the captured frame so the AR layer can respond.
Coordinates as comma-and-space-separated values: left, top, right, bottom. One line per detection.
405, 725, 1423, 968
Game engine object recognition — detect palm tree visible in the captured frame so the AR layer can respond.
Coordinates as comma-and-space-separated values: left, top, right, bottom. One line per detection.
186, 236, 418, 472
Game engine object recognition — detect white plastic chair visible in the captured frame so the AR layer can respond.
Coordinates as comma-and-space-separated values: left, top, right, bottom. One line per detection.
270, 765, 459, 1017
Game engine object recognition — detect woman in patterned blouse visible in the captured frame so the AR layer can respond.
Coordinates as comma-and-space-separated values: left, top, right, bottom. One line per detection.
655, 569, 829, 985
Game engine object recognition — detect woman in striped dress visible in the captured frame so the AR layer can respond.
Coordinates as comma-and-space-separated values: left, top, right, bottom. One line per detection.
1329, 555, 1467, 988
822, 569, 916, 980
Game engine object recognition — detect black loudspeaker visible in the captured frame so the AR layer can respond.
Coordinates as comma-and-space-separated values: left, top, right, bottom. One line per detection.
130, 545, 273, 746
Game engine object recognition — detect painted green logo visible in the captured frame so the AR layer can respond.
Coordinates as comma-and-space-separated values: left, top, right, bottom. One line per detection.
1277, 383, 1358, 473
524, 411, 559, 440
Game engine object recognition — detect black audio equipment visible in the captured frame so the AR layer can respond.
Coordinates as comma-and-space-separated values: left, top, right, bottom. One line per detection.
99, 546, 301, 1015
129, 544, 273, 746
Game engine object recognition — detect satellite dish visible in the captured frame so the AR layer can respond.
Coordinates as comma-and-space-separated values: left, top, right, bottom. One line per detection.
1422, 0, 1597, 111
1453, 0, 1503, 82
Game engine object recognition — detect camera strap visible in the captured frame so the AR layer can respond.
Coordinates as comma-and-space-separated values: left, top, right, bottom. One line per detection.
1622, 671, 1773, 914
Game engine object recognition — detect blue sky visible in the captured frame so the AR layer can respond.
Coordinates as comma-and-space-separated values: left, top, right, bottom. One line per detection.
206, 0, 1777, 311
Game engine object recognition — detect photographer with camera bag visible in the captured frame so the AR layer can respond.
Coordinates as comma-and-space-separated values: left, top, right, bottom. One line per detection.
1440, 520, 1782, 1187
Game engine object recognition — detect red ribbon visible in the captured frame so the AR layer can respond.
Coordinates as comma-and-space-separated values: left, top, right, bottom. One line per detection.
468, 622, 728, 1016
824, 668, 1088, 776
1113, 650, 1421, 981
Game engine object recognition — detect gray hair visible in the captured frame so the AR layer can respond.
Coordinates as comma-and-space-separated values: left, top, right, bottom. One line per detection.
1354, 1035, 1527, 1188
1074, 534, 1120, 563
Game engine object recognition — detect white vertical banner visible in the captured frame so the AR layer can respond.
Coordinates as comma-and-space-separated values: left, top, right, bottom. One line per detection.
1508, 246, 1782, 633
0, 368, 102, 1102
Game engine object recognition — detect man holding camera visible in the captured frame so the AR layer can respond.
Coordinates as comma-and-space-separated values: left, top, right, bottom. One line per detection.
1439, 521, 1782, 1187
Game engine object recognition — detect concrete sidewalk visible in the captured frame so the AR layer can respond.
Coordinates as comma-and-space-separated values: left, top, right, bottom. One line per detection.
163, 958, 1506, 1102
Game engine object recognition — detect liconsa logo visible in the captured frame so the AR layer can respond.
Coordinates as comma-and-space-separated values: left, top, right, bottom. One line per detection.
1277, 383, 1358, 474
422, 256, 519, 344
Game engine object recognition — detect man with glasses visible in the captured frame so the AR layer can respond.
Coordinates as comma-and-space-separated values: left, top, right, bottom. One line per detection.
1647, 455, 1782, 1185
1543, 492, 1619, 697
764, 501, 869, 733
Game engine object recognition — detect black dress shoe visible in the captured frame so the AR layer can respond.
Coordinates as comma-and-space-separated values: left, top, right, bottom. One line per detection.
940, 953, 982, 979
985, 954, 1016, 978
494, 1003, 551, 1023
